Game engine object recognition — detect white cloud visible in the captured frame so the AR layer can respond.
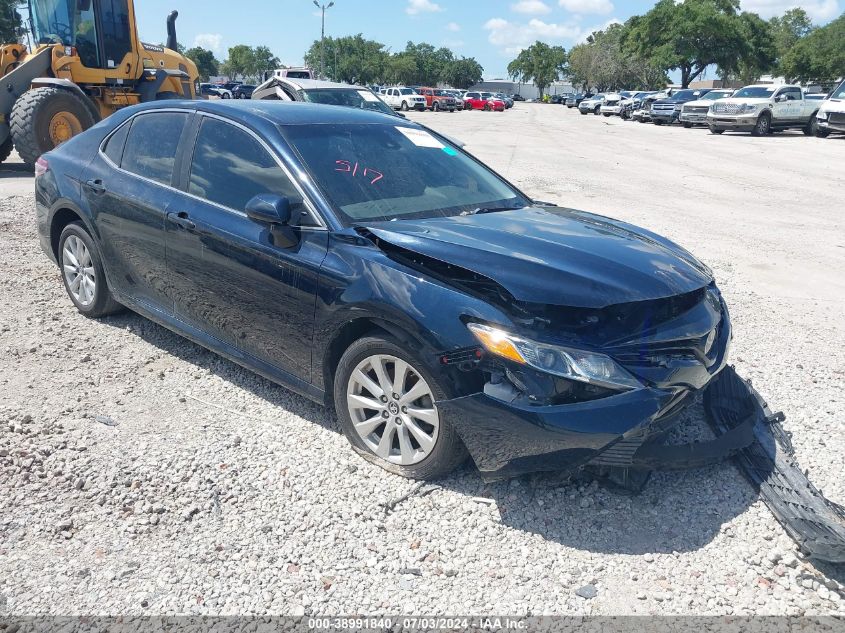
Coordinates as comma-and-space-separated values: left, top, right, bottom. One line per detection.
483, 17, 581, 55
575, 17, 622, 42
406, 0, 444, 15
740, 0, 840, 21
558, 0, 614, 15
511, 0, 552, 14
445, 21, 461, 31
442, 38, 466, 49
193, 33, 222, 53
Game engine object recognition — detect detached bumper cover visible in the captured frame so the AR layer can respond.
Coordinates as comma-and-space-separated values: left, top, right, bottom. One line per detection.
705, 367, 845, 563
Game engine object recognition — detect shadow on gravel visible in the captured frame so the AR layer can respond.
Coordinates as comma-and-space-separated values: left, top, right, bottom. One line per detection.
100, 311, 757, 556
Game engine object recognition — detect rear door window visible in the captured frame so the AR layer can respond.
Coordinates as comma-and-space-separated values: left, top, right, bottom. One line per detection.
121, 112, 188, 186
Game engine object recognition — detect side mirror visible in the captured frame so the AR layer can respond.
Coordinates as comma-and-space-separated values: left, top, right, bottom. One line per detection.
246, 193, 291, 225
245, 194, 298, 248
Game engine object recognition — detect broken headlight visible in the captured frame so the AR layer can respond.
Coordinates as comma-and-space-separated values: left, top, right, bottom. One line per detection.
467, 323, 642, 391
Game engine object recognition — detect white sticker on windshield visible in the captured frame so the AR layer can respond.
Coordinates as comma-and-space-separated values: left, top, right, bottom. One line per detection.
358, 90, 379, 103
396, 126, 444, 149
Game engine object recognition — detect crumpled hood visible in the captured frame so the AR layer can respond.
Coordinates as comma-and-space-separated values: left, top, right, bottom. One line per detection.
365, 207, 713, 309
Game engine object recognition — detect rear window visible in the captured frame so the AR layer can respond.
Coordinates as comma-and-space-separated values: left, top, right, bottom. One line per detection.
121, 112, 188, 185
102, 121, 130, 165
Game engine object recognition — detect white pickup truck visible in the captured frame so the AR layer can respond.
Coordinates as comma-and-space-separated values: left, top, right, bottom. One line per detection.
816, 79, 845, 138
706, 84, 820, 136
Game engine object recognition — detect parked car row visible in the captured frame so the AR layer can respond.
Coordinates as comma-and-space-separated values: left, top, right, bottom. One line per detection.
570, 81, 845, 138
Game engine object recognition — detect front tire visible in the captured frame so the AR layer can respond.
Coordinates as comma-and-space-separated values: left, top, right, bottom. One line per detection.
816, 128, 830, 138
0, 137, 13, 164
10, 87, 96, 167
803, 115, 818, 136
400, 101, 409, 112
593, 106, 601, 115
751, 112, 771, 137
683, 122, 693, 129
58, 222, 122, 318
334, 336, 467, 480
433, 102, 440, 112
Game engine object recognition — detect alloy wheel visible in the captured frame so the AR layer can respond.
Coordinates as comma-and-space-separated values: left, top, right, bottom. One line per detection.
346, 354, 440, 466
62, 235, 96, 306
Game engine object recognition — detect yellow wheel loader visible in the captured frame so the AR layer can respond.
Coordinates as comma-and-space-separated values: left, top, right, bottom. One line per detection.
0, 0, 199, 166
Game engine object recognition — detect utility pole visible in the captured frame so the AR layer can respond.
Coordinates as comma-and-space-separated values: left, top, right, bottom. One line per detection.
312, 0, 334, 79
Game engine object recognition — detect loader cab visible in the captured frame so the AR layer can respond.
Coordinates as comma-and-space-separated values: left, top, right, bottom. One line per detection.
29, 0, 135, 71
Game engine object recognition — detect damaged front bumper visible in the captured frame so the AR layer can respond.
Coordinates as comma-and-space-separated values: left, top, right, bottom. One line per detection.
439, 296, 736, 481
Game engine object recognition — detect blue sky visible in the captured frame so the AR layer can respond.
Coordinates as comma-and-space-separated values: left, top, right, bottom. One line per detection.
135, 0, 843, 79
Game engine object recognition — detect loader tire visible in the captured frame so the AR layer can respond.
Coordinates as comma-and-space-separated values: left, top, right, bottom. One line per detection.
0, 137, 13, 164
10, 87, 96, 167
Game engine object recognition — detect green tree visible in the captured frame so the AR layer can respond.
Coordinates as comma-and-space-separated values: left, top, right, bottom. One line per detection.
304, 34, 388, 85
384, 53, 418, 85
769, 8, 815, 80
0, 0, 21, 43
250, 45, 280, 81
626, 0, 748, 88
441, 57, 483, 89
221, 44, 254, 80
184, 46, 219, 81
724, 12, 777, 85
781, 14, 845, 83
507, 41, 567, 99
401, 42, 454, 86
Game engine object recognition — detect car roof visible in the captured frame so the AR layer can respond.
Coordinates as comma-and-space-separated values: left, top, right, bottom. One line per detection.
272, 78, 367, 91
120, 99, 407, 127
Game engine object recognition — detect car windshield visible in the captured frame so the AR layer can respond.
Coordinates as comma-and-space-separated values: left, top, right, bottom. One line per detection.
672, 90, 700, 100
832, 81, 845, 99
283, 123, 529, 225
300, 89, 395, 116
702, 91, 733, 100
399, 88, 416, 95
434, 90, 447, 96
733, 87, 775, 98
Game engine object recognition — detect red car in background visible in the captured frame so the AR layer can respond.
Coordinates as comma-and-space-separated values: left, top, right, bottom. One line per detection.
463, 91, 506, 112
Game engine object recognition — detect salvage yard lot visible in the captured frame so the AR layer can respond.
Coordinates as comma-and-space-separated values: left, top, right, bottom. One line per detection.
1, 103, 843, 615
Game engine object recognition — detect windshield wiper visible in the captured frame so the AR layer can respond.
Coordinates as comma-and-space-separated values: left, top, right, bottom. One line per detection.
463, 206, 522, 216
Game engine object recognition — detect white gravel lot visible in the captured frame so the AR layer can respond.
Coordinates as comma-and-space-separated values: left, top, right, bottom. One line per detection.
1, 103, 844, 616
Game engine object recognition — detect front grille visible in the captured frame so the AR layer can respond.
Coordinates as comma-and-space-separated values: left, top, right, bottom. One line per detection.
684, 106, 709, 114
713, 102, 742, 115
651, 103, 677, 113
829, 113, 845, 125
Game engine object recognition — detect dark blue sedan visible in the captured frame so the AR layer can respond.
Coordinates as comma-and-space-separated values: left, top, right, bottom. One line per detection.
35, 100, 731, 481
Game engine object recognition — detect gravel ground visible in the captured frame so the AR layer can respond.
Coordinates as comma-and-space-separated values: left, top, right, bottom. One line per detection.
1, 104, 844, 616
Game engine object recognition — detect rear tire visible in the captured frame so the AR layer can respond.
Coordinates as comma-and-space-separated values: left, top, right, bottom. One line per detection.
593, 106, 601, 115
57, 222, 123, 318
580, 110, 588, 115
10, 87, 96, 167
334, 336, 467, 480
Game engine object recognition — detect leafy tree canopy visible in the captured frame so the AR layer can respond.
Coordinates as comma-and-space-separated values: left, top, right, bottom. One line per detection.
781, 13, 845, 83
184, 47, 219, 82
507, 41, 567, 98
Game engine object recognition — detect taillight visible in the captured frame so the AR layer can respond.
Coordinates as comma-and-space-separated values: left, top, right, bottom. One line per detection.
34, 157, 49, 178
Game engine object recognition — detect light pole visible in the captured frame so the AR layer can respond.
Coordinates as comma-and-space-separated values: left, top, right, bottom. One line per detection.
313, 0, 334, 79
